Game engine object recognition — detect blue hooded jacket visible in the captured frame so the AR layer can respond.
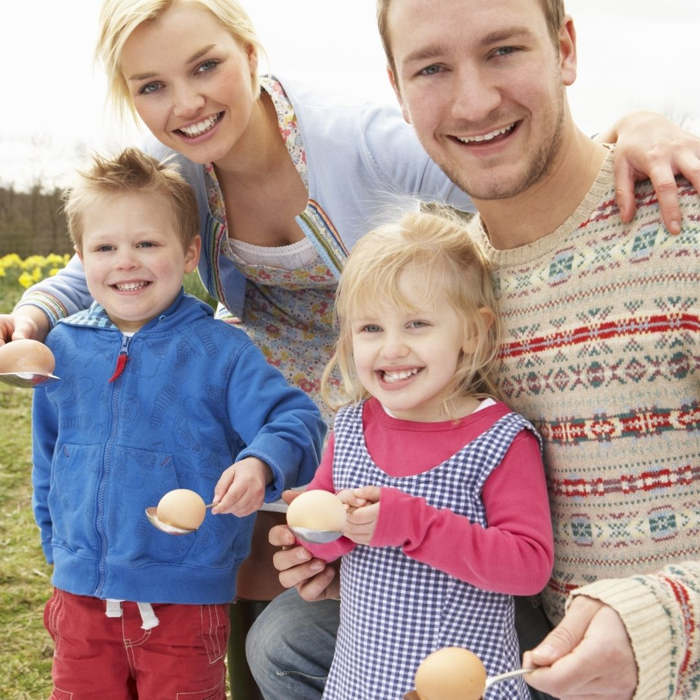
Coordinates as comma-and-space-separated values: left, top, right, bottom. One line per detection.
32, 291, 325, 604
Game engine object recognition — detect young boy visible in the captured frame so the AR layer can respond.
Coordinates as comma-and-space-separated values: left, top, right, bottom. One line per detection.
31, 148, 325, 698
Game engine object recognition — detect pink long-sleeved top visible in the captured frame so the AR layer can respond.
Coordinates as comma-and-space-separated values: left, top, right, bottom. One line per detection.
303, 398, 553, 595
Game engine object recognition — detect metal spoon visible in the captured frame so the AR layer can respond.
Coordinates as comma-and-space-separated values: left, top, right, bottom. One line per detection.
0, 371, 60, 388
289, 526, 343, 544
404, 667, 535, 699
145, 503, 215, 535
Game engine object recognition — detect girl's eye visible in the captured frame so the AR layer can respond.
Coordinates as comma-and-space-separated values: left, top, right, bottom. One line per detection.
407, 320, 429, 329
138, 81, 164, 96
360, 324, 382, 333
95, 245, 114, 253
196, 59, 220, 75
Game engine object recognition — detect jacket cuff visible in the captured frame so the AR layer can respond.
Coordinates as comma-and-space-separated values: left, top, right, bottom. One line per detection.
569, 577, 674, 700
15, 292, 68, 327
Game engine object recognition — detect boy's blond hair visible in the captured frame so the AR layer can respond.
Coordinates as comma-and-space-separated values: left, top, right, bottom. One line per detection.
96, 0, 265, 121
63, 148, 199, 252
322, 208, 502, 416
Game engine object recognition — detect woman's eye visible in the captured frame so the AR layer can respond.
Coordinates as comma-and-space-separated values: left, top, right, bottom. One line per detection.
196, 59, 220, 75
139, 81, 163, 96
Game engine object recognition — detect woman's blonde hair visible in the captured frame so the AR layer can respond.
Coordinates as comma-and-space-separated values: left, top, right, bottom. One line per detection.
96, 0, 265, 121
321, 208, 502, 416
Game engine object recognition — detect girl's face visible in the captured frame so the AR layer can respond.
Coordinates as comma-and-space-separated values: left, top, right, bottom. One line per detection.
119, 2, 258, 166
350, 265, 473, 422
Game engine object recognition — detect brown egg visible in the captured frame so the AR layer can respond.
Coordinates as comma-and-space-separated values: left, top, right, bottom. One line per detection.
414, 647, 487, 700
286, 489, 346, 532
156, 489, 206, 531
0, 339, 55, 375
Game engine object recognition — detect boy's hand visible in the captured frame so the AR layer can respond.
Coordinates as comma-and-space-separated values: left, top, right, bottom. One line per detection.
212, 456, 271, 517
339, 485, 381, 545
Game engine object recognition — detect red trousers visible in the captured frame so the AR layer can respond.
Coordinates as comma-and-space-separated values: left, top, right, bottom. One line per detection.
44, 589, 229, 699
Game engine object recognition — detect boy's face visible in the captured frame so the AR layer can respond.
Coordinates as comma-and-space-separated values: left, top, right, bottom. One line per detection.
386, 0, 576, 202
77, 191, 200, 333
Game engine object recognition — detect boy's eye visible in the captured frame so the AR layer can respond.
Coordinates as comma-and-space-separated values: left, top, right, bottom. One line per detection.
407, 320, 429, 329
136, 241, 157, 248
95, 244, 114, 253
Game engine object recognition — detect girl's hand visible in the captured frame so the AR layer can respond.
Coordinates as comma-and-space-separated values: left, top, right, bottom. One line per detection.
212, 456, 271, 517
605, 111, 700, 234
341, 485, 382, 545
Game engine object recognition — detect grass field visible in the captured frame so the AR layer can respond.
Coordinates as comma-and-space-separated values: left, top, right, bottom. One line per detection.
0, 264, 221, 698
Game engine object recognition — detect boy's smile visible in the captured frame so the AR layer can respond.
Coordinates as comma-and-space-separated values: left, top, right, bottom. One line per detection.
77, 191, 200, 333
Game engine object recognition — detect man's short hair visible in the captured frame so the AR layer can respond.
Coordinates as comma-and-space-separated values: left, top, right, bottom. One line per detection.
377, 0, 565, 76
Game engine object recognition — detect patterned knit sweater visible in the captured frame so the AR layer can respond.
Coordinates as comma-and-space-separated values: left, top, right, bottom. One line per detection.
466, 150, 699, 699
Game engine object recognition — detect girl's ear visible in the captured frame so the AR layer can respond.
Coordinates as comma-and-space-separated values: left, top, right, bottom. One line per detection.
462, 306, 495, 354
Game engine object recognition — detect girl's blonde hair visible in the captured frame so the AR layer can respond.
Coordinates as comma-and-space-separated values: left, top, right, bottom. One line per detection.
322, 208, 502, 416
96, 0, 265, 121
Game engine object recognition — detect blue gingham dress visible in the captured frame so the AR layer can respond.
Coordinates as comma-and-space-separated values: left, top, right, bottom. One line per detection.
323, 402, 534, 699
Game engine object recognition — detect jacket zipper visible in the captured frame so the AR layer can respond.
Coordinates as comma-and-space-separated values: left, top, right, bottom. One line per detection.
96, 333, 132, 596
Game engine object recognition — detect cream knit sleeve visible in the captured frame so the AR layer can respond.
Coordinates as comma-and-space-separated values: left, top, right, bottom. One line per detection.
570, 560, 700, 699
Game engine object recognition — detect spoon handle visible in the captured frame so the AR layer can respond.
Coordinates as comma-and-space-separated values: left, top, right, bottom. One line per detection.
484, 667, 534, 689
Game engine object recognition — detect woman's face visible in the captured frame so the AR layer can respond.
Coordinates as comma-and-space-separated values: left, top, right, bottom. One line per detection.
119, 2, 258, 165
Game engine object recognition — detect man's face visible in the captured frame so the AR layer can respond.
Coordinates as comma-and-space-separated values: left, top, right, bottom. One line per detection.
386, 0, 576, 202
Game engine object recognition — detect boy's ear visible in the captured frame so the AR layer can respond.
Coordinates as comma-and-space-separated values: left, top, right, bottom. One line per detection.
462, 306, 495, 354
184, 235, 202, 273
74, 244, 82, 262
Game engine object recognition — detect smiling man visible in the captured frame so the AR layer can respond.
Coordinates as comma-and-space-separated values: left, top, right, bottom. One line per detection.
378, 0, 699, 698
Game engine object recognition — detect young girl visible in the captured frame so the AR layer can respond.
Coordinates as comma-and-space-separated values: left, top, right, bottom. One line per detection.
302, 209, 554, 700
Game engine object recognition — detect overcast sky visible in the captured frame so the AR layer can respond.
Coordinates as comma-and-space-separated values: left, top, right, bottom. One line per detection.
1, 0, 697, 189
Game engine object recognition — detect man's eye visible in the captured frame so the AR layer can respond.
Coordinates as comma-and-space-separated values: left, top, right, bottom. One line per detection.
418, 64, 443, 77
492, 46, 519, 58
